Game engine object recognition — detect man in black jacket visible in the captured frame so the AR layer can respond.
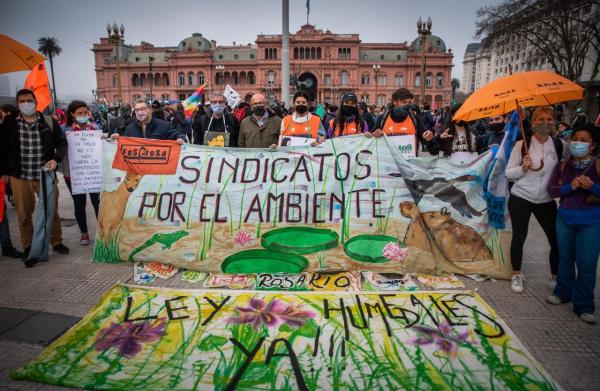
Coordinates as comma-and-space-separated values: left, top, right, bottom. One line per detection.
111, 100, 185, 142
193, 93, 239, 146
109, 103, 135, 136
0, 89, 69, 259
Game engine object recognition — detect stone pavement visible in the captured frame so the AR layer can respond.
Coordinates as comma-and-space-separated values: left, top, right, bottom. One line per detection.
0, 179, 598, 391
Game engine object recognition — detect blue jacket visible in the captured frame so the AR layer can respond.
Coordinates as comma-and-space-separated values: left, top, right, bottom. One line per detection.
125, 117, 184, 140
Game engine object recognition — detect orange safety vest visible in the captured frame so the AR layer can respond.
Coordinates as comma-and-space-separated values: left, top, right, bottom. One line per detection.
281, 114, 321, 138
382, 115, 416, 136
329, 118, 361, 137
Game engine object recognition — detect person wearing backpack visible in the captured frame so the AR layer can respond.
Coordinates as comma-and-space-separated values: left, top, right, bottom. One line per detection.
506, 106, 565, 293
546, 124, 600, 324
327, 92, 368, 138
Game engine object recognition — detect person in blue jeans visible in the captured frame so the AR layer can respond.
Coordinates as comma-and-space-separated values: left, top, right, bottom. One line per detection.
546, 124, 600, 324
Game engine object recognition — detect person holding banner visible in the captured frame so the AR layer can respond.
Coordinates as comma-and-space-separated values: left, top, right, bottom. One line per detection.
239, 94, 281, 148
61, 100, 101, 246
327, 92, 368, 138
279, 91, 326, 147
111, 100, 185, 143
426, 104, 478, 160
506, 106, 565, 293
193, 93, 239, 147
546, 124, 600, 324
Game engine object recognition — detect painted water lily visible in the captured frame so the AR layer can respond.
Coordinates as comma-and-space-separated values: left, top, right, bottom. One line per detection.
234, 230, 254, 246
407, 322, 474, 359
227, 298, 315, 330
383, 242, 408, 262
95, 318, 166, 358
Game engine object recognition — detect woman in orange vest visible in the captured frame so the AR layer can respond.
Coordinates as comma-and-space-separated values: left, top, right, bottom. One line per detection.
327, 92, 369, 138
279, 91, 326, 146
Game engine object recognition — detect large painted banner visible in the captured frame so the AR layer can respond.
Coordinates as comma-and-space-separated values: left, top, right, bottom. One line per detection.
94, 136, 512, 278
12, 284, 558, 390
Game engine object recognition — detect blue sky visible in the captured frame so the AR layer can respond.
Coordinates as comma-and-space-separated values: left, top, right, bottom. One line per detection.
1, 0, 498, 100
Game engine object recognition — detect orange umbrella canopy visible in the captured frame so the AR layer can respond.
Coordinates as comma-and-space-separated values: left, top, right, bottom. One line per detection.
0, 34, 46, 74
453, 71, 584, 122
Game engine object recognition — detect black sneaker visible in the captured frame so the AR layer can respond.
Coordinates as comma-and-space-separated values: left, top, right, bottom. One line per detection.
24, 257, 38, 268
52, 243, 70, 255
21, 247, 31, 260
2, 245, 23, 259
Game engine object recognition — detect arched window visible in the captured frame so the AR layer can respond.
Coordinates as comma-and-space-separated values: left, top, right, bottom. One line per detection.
310, 47, 316, 59
377, 94, 386, 107
361, 73, 369, 85
132, 94, 141, 101
162, 73, 169, 86
340, 71, 348, 85
267, 70, 275, 84
378, 73, 387, 86
161, 93, 169, 101
140, 73, 146, 87
232, 71, 239, 85
300, 47, 305, 59
394, 74, 404, 87
294, 47, 298, 59
148, 73, 153, 87
239, 71, 247, 84
223, 72, 231, 84
265, 48, 269, 59
198, 72, 205, 85
215, 72, 222, 85
274, 48, 277, 59
436, 72, 443, 87
178, 72, 185, 86
415, 72, 421, 87
132, 73, 139, 87
347, 48, 351, 59
188, 72, 194, 85
317, 47, 321, 59
425, 72, 433, 87
248, 71, 256, 85
155, 73, 161, 86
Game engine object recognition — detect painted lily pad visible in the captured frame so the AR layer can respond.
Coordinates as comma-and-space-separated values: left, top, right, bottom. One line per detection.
343, 234, 399, 263
221, 249, 308, 273
261, 227, 339, 254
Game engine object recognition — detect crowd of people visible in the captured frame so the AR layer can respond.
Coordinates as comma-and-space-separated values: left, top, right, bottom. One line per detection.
0, 85, 599, 323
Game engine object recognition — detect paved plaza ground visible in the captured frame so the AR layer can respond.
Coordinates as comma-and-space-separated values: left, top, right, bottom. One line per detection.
0, 179, 598, 391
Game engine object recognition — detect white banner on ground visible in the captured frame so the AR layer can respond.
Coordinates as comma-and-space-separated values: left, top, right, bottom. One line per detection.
224, 84, 241, 109
386, 135, 416, 158
66, 130, 103, 194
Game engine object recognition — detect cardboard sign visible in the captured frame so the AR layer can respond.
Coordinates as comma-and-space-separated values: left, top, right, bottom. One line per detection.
66, 130, 103, 194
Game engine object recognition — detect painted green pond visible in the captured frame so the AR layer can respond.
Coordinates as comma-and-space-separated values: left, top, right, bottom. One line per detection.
261, 226, 339, 254
221, 249, 309, 273
343, 234, 398, 263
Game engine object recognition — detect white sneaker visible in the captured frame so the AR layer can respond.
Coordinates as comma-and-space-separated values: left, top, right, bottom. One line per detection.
580, 313, 597, 324
546, 295, 563, 305
547, 278, 557, 290
511, 274, 524, 293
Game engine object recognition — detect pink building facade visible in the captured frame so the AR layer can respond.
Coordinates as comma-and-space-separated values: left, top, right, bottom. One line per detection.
93, 24, 453, 108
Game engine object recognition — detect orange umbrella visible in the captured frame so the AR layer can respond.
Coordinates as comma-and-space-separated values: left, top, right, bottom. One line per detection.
0, 34, 46, 74
453, 71, 584, 122
25, 63, 52, 112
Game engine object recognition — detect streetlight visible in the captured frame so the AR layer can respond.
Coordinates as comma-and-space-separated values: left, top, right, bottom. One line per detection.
107, 22, 125, 104
417, 16, 432, 106
373, 64, 381, 107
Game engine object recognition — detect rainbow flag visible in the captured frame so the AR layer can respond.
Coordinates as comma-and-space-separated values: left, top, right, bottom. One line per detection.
182, 84, 206, 119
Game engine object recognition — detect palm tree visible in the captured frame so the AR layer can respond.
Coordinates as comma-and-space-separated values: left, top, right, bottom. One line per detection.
450, 78, 460, 102
38, 37, 62, 106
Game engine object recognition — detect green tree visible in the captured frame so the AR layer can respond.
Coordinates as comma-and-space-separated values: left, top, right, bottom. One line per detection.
451, 78, 460, 100
37, 36, 62, 106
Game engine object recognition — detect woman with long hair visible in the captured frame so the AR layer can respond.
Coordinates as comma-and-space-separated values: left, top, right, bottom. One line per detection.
327, 92, 368, 138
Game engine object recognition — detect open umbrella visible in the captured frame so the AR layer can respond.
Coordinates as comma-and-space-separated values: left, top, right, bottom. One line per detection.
0, 34, 46, 74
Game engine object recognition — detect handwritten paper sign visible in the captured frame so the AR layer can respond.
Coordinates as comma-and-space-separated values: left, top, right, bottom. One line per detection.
386, 135, 416, 158
66, 130, 103, 194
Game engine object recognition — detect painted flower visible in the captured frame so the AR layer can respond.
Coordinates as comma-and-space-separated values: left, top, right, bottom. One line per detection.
383, 242, 408, 262
234, 230, 254, 246
406, 322, 474, 359
95, 318, 166, 358
227, 298, 315, 330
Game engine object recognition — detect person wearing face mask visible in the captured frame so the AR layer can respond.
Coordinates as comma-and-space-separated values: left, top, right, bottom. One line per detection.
279, 91, 326, 146
238, 93, 281, 148
111, 100, 185, 143
60, 100, 101, 246
0, 89, 69, 260
546, 124, 600, 324
476, 114, 506, 153
506, 106, 566, 294
327, 92, 368, 138
556, 122, 573, 141
193, 93, 239, 147
109, 103, 135, 136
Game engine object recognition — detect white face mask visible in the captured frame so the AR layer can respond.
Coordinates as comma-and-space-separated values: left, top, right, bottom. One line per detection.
19, 102, 36, 116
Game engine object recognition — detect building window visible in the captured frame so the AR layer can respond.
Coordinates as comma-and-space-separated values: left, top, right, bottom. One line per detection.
361, 73, 369, 85
179, 93, 186, 100
232, 71, 239, 84
415, 72, 421, 87
133, 94, 141, 101
436, 72, 443, 87
198, 72, 205, 85
267, 70, 275, 84
218, 54, 223, 59
178, 72, 185, 86
234, 54, 239, 59
188, 72, 194, 85
317, 47, 321, 59
340, 71, 348, 85
250, 54, 255, 59
161, 94, 169, 101
248, 71, 256, 85
324, 74, 331, 86
112, 74, 117, 87
132, 73, 139, 87
394, 74, 404, 87
377, 94, 386, 107
425, 72, 432, 87
378, 74, 387, 86
294, 47, 298, 59
162, 73, 169, 86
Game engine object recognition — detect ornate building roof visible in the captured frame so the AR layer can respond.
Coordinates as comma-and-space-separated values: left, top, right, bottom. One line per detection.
177, 33, 212, 52
410, 35, 447, 52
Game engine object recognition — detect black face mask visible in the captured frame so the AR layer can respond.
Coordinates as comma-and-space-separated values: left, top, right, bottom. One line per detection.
489, 122, 505, 133
252, 106, 266, 116
295, 105, 308, 115
390, 104, 410, 122
341, 105, 357, 116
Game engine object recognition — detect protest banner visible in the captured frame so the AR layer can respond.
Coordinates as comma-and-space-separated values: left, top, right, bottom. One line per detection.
12, 284, 559, 390
66, 130, 103, 194
94, 136, 512, 279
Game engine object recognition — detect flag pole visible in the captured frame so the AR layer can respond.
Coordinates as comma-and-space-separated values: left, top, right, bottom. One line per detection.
282, 0, 290, 108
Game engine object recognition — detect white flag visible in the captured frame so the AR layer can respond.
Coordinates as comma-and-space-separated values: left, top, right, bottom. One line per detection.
224, 84, 242, 109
